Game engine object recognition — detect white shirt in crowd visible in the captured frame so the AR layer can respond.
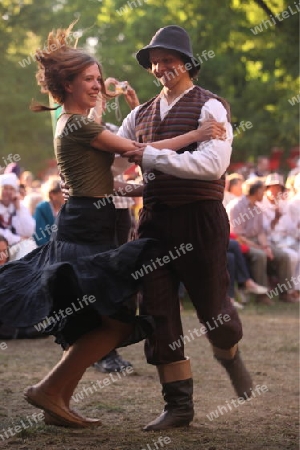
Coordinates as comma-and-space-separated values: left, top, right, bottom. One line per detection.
0, 202, 35, 246
260, 196, 296, 246
261, 195, 300, 278
223, 192, 240, 209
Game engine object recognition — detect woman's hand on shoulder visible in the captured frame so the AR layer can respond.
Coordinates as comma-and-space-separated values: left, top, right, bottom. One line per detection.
195, 117, 226, 142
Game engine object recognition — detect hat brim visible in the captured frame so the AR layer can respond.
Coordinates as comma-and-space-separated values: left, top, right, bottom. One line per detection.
265, 183, 286, 190
136, 45, 195, 69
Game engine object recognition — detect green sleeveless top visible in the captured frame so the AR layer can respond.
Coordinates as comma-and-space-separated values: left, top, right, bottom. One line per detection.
54, 114, 114, 197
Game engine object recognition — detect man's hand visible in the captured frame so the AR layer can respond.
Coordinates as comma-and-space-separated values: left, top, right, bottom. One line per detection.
123, 148, 145, 165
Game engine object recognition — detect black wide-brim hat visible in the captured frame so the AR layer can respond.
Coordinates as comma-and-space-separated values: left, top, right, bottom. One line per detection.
136, 25, 200, 70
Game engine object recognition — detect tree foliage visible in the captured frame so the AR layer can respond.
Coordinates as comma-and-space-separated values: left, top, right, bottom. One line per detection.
0, 0, 299, 173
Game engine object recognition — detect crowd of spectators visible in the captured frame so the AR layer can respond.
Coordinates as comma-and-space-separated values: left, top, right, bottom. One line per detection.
225, 156, 300, 306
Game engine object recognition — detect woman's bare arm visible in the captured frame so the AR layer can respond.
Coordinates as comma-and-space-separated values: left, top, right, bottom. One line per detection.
91, 119, 225, 155
91, 130, 143, 154
151, 119, 226, 151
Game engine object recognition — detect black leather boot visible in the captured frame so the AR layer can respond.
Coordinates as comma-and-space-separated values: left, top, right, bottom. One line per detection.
214, 348, 253, 399
143, 358, 194, 431
143, 379, 194, 431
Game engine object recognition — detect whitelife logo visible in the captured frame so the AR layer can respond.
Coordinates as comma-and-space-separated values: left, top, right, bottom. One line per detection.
34, 295, 96, 332
169, 314, 231, 351
131, 243, 193, 280
206, 384, 269, 421
250, 2, 300, 35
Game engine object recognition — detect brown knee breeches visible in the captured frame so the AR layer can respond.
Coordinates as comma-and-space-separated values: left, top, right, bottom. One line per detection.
137, 200, 243, 365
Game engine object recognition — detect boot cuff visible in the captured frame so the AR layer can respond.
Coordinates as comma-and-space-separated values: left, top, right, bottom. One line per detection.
157, 357, 192, 384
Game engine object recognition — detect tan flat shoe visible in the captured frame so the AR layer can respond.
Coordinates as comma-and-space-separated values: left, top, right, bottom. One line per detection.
44, 411, 101, 428
24, 386, 101, 429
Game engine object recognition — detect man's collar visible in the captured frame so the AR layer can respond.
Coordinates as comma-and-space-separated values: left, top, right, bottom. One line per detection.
160, 84, 195, 99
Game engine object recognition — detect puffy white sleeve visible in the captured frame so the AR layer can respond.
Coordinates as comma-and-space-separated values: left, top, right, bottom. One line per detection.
117, 106, 140, 140
111, 106, 141, 176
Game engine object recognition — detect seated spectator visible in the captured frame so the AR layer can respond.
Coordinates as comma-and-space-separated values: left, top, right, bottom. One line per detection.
288, 175, 300, 291
0, 173, 36, 260
288, 173, 300, 227
226, 178, 296, 304
23, 191, 44, 216
0, 235, 9, 265
34, 177, 64, 246
227, 238, 268, 309
287, 157, 300, 180
223, 173, 244, 208
261, 173, 300, 292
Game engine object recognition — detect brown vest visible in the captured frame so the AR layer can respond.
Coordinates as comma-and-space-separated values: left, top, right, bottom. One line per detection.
135, 86, 230, 207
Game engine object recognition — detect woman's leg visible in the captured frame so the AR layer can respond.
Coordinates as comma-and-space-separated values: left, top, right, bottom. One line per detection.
26, 317, 133, 414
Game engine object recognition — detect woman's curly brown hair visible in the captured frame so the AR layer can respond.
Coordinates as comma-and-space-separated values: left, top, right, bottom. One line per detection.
31, 20, 107, 112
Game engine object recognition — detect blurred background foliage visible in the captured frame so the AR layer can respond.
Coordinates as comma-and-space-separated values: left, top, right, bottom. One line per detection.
0, 0, 299, 174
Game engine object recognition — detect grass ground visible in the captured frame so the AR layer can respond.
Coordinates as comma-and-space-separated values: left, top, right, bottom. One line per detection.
0, 299, 298, 450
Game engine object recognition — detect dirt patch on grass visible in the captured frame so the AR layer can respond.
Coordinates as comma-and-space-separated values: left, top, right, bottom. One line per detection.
0, 302, 298, 450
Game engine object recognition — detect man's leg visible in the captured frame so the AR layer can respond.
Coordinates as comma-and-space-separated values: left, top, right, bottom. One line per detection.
269, 245, 296, 302
247, 247, 269, 286
282, 248, 299, 279
139, 262, 194, 431
228, 239, 268, 297
246, 247, 272, 304
228, 239, 250, 283
170, 203, 252, 401
137, 203, 195, 431
137, 201, 252, 431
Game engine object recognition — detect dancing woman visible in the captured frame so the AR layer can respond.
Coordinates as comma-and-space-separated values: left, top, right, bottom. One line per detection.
0, 23, 225, 429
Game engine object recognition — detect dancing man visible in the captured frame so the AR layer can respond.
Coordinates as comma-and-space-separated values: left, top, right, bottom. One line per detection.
122, 25, 253, 431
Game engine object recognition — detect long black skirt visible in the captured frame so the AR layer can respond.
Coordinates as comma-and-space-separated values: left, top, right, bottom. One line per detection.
0, 197, 156, 349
